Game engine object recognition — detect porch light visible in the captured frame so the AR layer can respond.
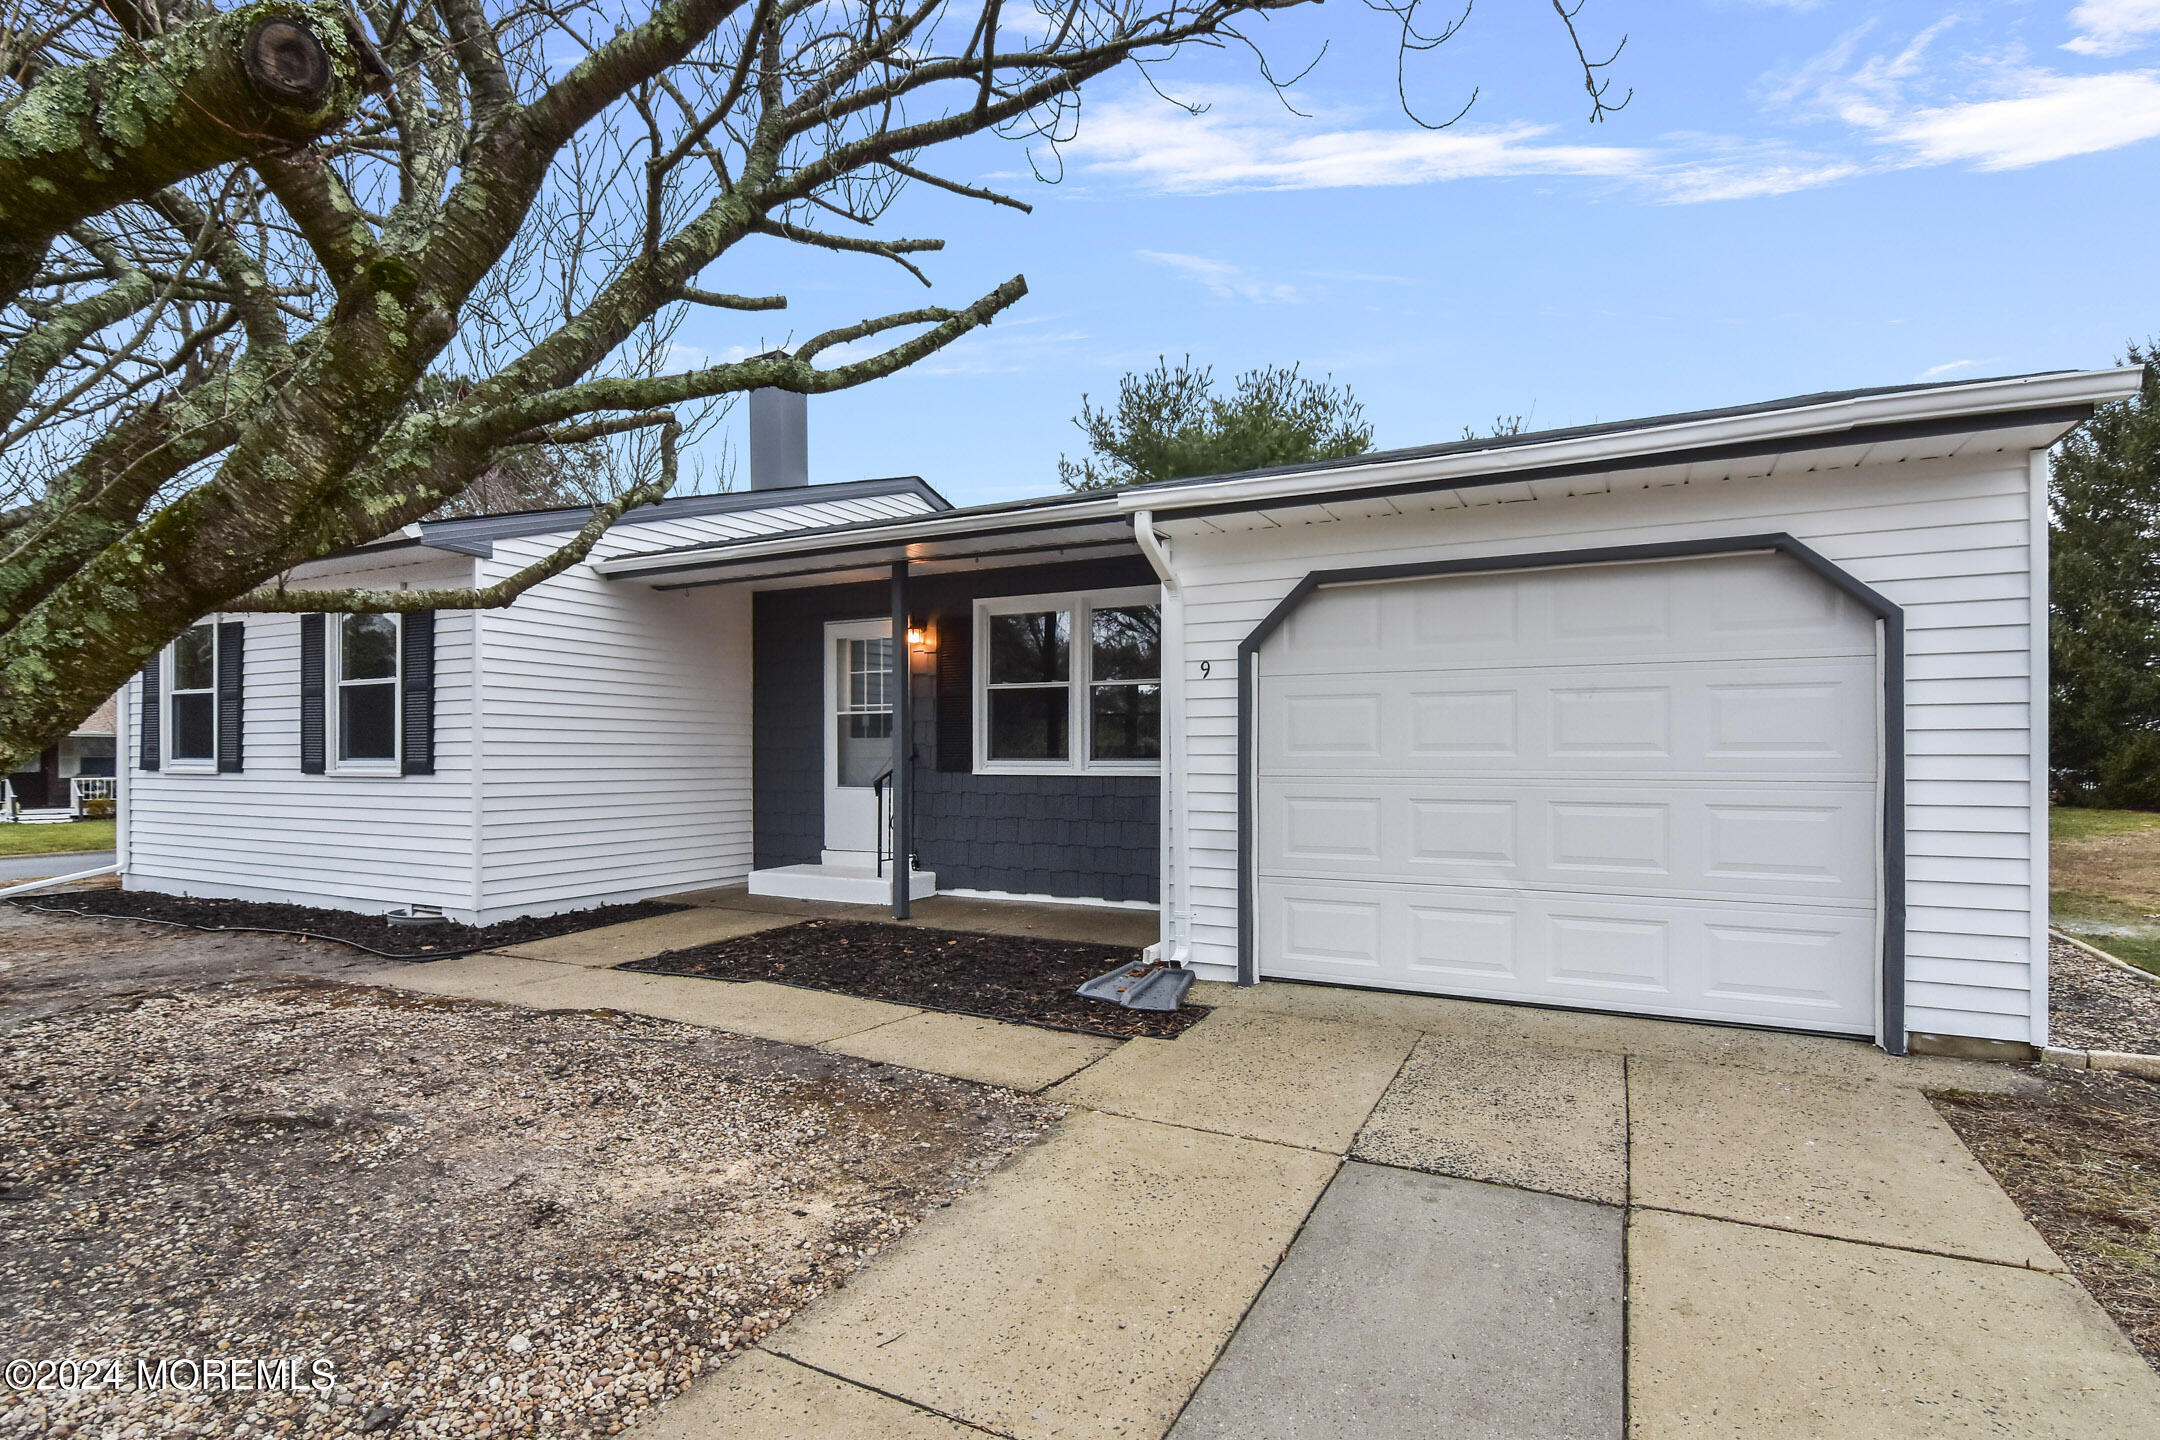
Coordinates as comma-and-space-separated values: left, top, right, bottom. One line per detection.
906, 622, 933, 651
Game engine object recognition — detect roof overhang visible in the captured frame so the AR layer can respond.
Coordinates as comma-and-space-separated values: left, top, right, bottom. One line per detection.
1117, 368, 2138, 518
595, 494, 1136, 588
594, 368, 2142, 588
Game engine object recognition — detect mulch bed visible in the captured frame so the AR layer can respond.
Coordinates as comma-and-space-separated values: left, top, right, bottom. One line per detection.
1933, 1069, 2160, 1368
2051, 936, 2160, 1055
621, 918, 1209, 1040
4, 887, 685, 959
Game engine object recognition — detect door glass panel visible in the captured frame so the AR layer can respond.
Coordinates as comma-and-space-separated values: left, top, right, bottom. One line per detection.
834, 636, 894, 788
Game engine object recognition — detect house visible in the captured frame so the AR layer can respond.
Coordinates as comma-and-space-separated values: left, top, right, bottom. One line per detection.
7, 693, 118, 814
115, 367, 2143, 1056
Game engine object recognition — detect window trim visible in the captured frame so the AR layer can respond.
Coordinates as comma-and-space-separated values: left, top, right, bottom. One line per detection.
330, 612, 403, 776
973, 586, 1161, 776
163, 621, 219, 773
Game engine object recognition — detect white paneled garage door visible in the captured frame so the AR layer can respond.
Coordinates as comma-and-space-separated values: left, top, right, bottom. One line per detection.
1255, 551, 1881, 1035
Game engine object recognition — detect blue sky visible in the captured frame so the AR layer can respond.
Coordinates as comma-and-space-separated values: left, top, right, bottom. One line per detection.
676, 0, 2160, 506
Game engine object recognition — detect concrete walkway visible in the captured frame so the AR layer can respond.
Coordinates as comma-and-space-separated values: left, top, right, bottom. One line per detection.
364, 912, 2160, 1440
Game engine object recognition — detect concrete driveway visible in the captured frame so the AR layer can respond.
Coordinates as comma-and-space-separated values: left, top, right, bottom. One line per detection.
374, 907, 2160, 1440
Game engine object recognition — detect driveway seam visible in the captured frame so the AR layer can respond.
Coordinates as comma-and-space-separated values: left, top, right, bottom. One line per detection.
1060, 1099, 1352, 1157
1157, 1155, 1344, 1439
1632, 1202, 2070, 1273
748, 1347, 1022, 1438
1341, 1152, 1628, 1209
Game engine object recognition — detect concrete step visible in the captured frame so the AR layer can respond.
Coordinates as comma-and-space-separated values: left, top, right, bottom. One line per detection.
747, 862, 936, 906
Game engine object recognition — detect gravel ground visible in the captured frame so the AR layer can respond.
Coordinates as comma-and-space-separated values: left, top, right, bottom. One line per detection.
2050, 936, 2160, 1055
0, 911, 1061, 1439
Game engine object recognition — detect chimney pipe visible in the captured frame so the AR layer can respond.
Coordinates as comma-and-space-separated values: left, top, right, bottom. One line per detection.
748, 387, 808, 490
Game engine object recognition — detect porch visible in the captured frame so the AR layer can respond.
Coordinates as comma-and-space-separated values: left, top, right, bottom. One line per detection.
666, 880, 1162, 950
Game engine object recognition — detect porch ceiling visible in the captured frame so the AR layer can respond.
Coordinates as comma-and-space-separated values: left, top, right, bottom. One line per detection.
597, 507, 1141, 590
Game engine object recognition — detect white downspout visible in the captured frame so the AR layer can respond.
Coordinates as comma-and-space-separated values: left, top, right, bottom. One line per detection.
1134, 511, 1191, 968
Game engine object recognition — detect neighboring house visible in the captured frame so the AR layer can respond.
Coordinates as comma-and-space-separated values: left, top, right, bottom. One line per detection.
117, 368, 2142, 1056
8, 693, 118, 811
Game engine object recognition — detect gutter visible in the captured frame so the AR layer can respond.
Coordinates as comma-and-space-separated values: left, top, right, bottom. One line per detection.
0, 862, 121, 900
1133, 511, 1190, 970
1116, 368, 2144, 516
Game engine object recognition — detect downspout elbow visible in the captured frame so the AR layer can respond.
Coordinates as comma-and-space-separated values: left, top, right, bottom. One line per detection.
1134, 511, 1178, 597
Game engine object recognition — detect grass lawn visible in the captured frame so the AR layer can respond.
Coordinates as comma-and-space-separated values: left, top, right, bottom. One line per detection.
2051, 807, 2160, 976
0, 818, 113, 857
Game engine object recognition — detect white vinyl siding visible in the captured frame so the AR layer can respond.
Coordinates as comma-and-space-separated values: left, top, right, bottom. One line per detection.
471, 532, 753, 923
123, 557, 477, 916
1160, 444, 2048, 1046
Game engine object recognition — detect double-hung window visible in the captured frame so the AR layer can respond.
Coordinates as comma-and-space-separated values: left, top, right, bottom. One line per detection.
167, 623, 218, 768
335, 613, 401, 771
976, 588, 1161, 773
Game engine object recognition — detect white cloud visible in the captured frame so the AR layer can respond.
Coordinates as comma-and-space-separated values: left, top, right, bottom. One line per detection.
1069, 87, 1650, 195
1917, 359, 1977, 381
1136, 250, 1301, 304
2065, 0, 2160, 57
1886, 69, 2160, 168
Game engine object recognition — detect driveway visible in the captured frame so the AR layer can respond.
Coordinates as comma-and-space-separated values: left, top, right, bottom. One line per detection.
376, 908, 2160, 1440
0, 848, 112, 884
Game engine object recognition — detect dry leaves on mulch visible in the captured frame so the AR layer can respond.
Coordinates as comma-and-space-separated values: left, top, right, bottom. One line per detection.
1933, 1069, 2160, 1369
623, 918, 1207, 1039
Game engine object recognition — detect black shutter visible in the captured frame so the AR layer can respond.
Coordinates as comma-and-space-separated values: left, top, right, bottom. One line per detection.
400, 609, 435, 776
935, 608, 973, 772
215, 620, 245, 773
138, 654, 160, 771
299, 613, 326, 774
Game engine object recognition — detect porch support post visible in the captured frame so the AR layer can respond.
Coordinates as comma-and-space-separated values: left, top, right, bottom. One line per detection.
890, 560, 912, 920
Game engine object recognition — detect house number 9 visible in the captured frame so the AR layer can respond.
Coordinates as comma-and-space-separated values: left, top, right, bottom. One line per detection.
1199, 660, 1212, 678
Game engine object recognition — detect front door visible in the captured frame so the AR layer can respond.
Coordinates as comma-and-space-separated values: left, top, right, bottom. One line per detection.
824, 619, 896, 858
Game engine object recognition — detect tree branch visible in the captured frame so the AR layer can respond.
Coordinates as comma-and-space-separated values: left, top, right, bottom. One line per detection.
228, 420, 681, 613
0, 4, 367, 305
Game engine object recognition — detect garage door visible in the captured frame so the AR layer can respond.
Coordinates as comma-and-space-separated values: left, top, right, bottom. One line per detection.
1255, 551, 1880, 1035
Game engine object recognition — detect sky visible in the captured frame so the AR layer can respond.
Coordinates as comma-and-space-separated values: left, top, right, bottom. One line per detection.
671, 0, 2160, 507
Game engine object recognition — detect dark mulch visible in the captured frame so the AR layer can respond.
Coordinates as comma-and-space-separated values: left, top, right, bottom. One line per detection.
1933, 1069, 2160, 1369
5, 888, 686, 959
621, 919, 1208, 1040
2052, 936, 2160, 1055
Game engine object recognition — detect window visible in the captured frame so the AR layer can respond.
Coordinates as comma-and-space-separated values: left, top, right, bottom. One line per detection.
976, 588, 1160, 773
168, 623, 217, 765
336, 613, 400, 768
1088, 605, 1161, 762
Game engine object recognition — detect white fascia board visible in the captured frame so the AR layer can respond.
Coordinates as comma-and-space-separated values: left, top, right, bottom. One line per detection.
1115, 368, 2145, 515
593, 495, 1127, 578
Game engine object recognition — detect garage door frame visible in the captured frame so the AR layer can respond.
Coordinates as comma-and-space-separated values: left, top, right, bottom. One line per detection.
1234, 532, 1908, 1052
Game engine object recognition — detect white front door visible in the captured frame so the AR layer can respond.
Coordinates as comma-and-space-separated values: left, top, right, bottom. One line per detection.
1255, 550, 1882, 1036
824, 620, 896, 858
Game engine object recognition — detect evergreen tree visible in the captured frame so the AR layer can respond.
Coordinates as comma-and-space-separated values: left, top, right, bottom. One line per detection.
2052, 345, 2160, 807
1058, 358, 1373, 490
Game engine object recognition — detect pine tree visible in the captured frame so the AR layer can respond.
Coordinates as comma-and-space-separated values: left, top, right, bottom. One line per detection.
1058, 358, 1373, 490
2051, 345, 2160, 807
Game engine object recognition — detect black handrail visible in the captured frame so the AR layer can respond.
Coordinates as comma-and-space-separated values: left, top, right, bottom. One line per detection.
871, 767, 895, 877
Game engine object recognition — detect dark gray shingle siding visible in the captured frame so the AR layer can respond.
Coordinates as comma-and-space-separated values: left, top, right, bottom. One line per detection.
752, 556, 1161, 903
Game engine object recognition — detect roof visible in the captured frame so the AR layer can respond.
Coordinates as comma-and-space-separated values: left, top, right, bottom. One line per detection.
413, 475, 950, 557
593, 367, 2142, 587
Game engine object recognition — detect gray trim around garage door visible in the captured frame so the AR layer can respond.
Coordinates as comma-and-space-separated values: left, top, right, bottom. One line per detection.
1234, 533, 1908, 1055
